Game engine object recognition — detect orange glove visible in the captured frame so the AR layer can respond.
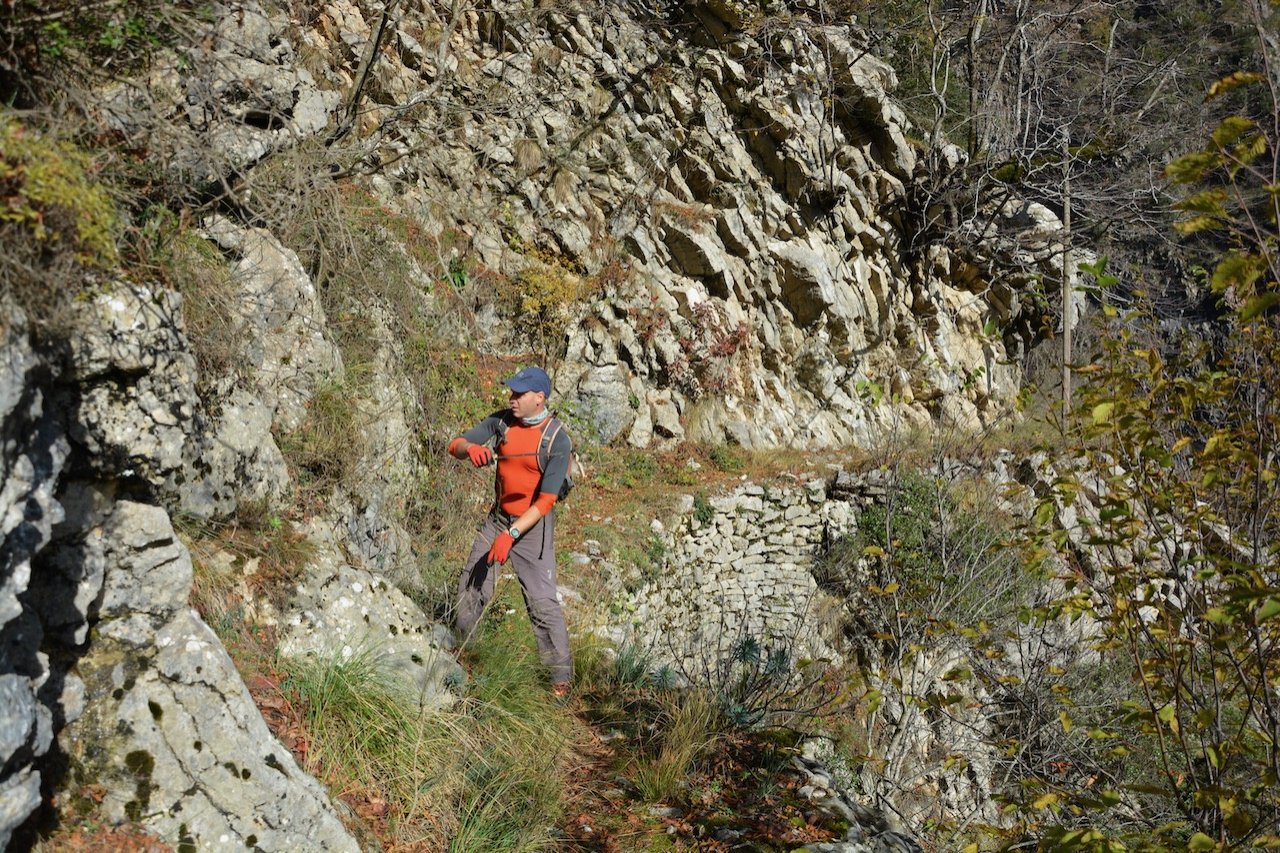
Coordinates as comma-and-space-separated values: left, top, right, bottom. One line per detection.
466, 444, 494, 467
487, 531, 515, 564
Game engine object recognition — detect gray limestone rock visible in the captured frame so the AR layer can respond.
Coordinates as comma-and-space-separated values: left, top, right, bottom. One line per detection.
0, 303, 70, 845
64, 285, 214, 513
572, 364, 638, 445
203, 217, 342, 433
60, 505, 360, 851
0, 770, 40, 850
280, 557, 463, 711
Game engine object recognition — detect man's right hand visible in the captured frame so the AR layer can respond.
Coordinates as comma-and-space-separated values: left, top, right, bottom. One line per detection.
466, 444, 494, 467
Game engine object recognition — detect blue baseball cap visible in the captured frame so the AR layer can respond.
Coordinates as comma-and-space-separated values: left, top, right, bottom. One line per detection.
502, 366, 552, 396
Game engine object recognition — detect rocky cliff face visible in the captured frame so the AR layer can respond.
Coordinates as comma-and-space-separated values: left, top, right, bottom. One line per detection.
2, 0, 1074, 847
289, 0, 1064, 448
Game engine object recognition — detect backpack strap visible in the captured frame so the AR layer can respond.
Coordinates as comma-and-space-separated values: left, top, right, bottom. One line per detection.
538, 417, 564, 473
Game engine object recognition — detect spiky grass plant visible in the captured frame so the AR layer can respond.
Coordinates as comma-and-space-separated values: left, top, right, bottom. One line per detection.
631, 692, 721, 804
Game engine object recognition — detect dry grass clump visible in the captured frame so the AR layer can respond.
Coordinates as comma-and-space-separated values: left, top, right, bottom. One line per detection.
277, 373, 372, 503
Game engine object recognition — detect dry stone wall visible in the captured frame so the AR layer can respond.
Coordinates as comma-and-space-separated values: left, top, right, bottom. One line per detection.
618, 477, 841, 673
603, 466, 1023, 838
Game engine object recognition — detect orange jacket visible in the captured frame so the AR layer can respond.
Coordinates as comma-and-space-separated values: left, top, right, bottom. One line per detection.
449, 411, 570, 517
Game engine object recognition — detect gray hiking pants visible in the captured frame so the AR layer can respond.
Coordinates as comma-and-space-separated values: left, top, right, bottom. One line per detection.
456, 511, 572, 684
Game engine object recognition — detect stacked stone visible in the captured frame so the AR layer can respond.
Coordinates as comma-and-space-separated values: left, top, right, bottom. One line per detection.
611, 466, 1009, 841
627, 477, 839, 673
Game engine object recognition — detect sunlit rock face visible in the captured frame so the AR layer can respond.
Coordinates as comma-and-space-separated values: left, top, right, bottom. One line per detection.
280, 0, 1059, 448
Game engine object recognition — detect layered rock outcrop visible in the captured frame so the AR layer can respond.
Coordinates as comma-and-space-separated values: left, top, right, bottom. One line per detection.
0, 289, 365, 849
268, 0, 1065, 448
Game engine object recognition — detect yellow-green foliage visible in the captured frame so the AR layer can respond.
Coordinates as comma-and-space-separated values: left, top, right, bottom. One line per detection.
497, 258, 596, 362
513, 262, 587, 319
705, 0, 763, 29
0, 119, 117, 266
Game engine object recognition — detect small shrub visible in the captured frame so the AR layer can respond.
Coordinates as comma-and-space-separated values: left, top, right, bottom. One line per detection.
496, 256, 596, 365
672, 607, 852, 732
708, 443, 744, 472
0, 119, 117, 262
277, 375, 369, 500
692, 494, 716, 526
0, 118, 119, 329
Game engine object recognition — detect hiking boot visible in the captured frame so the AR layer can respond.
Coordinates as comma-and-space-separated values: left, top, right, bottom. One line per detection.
552, 681, 571, 703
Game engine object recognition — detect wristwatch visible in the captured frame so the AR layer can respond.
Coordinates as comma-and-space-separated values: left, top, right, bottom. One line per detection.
507, 525, 521, 540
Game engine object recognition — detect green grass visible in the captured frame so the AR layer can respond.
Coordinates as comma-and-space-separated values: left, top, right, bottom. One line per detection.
632, 693, 721, 803
280, 584, 578, 849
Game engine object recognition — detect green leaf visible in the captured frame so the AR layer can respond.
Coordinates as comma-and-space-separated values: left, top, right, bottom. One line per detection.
1092, 402, 1116, 425
1211, 251, 1266, 295
1257, 597, 1280, 622
1166, 151, 1222, 184
1175, 188, 1230, 215
1175, 215, 1224, 235
1032, 791, 1060, 810
1188, 832, 1217, 851
1207, 71, 1263, 100
1231, 134, 1268, 170
1240, 292, 1280, 323
1205, 607, 1232, 624
1212, 116, 1258, 147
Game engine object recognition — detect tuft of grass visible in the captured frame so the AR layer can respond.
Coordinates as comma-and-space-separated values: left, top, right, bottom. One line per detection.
446, 607, 578, 850
707, 442, 745, 472
631, 693, 721, 803
283, 627, 573, 851
277, 373, 370, 502
181, 504, 316, 626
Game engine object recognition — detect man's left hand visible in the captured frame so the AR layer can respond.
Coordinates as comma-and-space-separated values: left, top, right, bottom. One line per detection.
487, 531, 515, 564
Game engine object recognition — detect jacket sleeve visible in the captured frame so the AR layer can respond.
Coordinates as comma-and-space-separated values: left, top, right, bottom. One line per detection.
447, 410, 508, 455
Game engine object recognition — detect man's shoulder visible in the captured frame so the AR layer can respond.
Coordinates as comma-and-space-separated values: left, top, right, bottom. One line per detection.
484, 408, 516, 427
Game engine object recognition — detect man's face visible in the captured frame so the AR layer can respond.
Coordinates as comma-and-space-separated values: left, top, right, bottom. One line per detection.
509, 388, 546, 419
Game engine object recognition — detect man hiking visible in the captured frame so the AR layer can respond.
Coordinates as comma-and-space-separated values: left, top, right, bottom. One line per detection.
447, 366, 573, 698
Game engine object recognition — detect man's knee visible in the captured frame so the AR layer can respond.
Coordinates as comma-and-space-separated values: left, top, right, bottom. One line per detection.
525, 596, 562, 624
